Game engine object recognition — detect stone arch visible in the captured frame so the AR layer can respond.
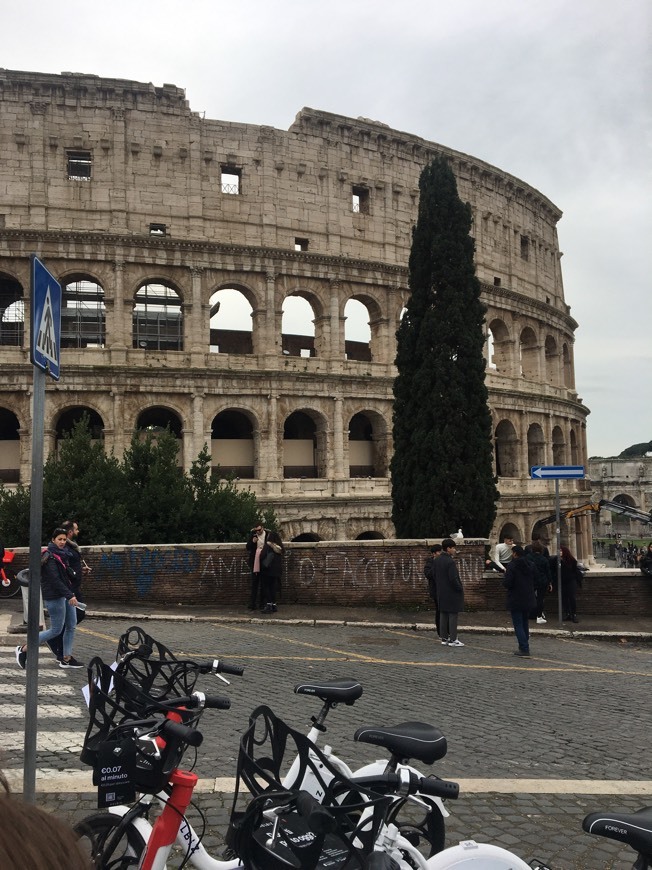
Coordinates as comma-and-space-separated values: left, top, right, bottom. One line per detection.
531, 519, 552, 548
519, 326, 539, 380
282, 408, 327, 478
348, 409, 389, 477
133, 280, 183, 351
0, 272, 25, 347
527, 422, 545, 468
291, 532, 323, 542
344, 292, 381, 362
135, 406, 183, 437
552, 425, 566, 465
54, 406, 105, 450
487, 318, 511, 374
355, 530, 385, 540
495, 419, 519, 477
0, 407, 20, 483
562, 342, 573, 388
208, 284, 254, 355
544, 334, 558, 385
281, 290, 323, 358
211, 409, 256, 479
569, 428, 579, 465
498, 520, 522, 543
60, 274, 106, 348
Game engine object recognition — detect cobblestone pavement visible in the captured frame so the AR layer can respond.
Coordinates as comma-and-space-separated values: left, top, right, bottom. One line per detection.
3, 611, 652, 868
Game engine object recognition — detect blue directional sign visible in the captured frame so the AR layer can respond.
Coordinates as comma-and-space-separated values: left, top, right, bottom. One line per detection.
530, 465, 585, 480
30, 256, 61, 380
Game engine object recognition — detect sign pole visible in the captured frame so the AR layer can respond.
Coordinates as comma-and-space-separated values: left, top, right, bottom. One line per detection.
23, 255, 61, 803
555, 478, 563, 627
23, 365, 45, 803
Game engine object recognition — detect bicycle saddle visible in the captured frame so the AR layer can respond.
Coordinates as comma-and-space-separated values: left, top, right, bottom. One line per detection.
583, 806, 652, 857
294, 679, 363, 704
354, 722, 447, 765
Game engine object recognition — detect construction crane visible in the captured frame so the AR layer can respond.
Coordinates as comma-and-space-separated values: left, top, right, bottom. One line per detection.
562, 499, 652, 524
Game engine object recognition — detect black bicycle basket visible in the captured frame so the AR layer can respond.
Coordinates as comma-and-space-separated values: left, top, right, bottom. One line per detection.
226, 705, 392, 870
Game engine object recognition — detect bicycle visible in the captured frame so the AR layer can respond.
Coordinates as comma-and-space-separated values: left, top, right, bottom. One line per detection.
583, 805, 652, 869
0, 548, 19, 598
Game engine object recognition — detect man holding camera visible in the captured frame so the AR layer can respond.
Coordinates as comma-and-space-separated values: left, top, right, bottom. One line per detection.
245, 522, 268, 611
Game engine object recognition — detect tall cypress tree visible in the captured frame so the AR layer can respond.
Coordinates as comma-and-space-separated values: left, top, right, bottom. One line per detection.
391, 155, 498, 538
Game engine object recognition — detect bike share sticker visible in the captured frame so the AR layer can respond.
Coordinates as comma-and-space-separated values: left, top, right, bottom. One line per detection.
95, 740, 137, 808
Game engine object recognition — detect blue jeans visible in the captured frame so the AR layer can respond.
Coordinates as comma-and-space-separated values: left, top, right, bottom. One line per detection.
510, 610, 530, 653
40, 597, 77, 658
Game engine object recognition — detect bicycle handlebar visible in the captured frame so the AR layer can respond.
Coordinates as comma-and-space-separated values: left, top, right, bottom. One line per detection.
295, 790, 339, 835
350, 770, 459, 801
161, 718, 203, 748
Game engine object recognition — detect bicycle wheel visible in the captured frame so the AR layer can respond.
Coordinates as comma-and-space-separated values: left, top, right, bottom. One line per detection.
0, 570, 19, 598
386, 796, 445, 864
74, 813, 146, 869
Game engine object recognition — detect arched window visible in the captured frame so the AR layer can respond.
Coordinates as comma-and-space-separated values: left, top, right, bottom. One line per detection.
570, 429, 579, 465
552, 425, 566, 465
499, 522, 522, 543
344, 298, 371, 362
55, 407, 104, 452
562, 343, 573, 388
133, 282, 183, 351
282, 295, 315, 358
211, 410, 255, 478
61, 278, 105, 348
544, 335, 558, 385
348, 411, 388, 477
495, 420, 519, 477
283, 411, 321, 477
527, 423, 545, 469
291, 532, 323, 542
355, 531, 384, 540
0, 274, 24, 347
487, 319, 510, 374
209, 288, 253, 354
519, 327, 538, 380
0, 408, 20, 483
136, 407, 182, 437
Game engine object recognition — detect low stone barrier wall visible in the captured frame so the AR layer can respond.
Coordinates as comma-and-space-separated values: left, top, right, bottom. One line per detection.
7, 542, 651, 615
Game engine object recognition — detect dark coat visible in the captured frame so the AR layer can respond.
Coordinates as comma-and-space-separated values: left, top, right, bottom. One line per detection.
503, 557, 537, 612
260, 542, 284, 579
40, 543, 74, 601
525, 551, 552, 590
64, 539, 83, 595
433, 552, 464, 613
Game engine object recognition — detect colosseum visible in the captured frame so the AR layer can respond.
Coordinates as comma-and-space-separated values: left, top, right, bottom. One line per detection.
0, 69, 592, 556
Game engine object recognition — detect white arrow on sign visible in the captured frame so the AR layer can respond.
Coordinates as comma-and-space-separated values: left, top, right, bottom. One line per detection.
531, 466, 585, 479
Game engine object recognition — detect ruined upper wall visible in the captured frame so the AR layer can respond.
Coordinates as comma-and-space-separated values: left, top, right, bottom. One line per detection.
0, 68, 565, 306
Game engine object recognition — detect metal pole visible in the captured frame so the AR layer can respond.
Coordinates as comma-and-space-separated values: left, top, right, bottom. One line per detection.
555, 478, 563, 627
23, 365, 45, 803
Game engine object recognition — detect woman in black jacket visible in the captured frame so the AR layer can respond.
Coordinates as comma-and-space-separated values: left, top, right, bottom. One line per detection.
15, 528, 83, 670
556, 545, 583, 623
503, 546, 537, 656
260, 531, 284, 614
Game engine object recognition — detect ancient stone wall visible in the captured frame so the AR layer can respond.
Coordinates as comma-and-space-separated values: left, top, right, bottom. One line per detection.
0, 69, 591, 552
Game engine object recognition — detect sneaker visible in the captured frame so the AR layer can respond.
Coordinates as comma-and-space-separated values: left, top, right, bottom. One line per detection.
447, 639, 465, 647
514, 650, 531, 657
15, 645, 26, 670
536, 616, 547, 624
440, 638, 450, 645
59, 656, 84, 669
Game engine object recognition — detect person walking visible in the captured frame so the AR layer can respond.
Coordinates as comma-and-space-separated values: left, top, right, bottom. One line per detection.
424, 544, 443, 638
433, 538, 465, 647
503, 545, 537, 657
45, 519, 90, 662
260, 531, 284, 614
638, 542, 652, 577
245, 522, 269, 610
525, 540, 552, 624
556, 545, 583, 623
15, 528, 83, 670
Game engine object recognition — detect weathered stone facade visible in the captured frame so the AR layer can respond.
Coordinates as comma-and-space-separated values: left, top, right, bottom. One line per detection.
0, 69, 590, 553
588, 456, 652, 538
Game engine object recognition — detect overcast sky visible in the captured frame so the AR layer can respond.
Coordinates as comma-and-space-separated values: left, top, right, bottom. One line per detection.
4, 0, 650, 458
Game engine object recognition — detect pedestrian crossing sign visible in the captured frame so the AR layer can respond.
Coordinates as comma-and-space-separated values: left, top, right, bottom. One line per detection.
30, 255, 61, 380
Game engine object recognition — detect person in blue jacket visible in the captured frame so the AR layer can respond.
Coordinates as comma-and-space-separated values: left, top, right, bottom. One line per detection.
15, 528, 83, 670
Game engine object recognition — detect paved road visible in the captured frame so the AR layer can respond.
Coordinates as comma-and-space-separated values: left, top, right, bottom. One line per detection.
4, 616, 652, 868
